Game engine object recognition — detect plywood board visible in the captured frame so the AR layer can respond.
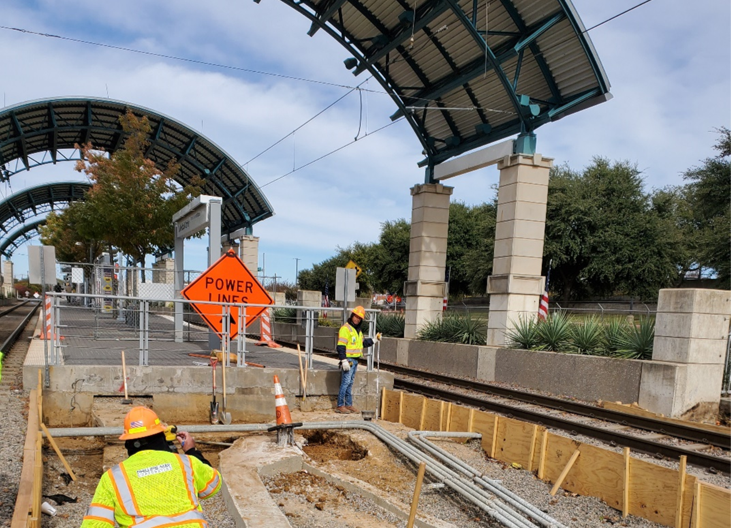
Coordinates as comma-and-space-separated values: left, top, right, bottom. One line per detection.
494, 416, 541, 468
559, 441, 625, 510
471, 410, 498, 453
628, 456, 690, 526
382, 389, 401, 423
542, 433, 583, 483
698, 482, 731, 528
401, 393, 426, 429
448, 404, 471, 432
601, 401, 731, 436
422, 399, 443, 431
11, 390, 39, 528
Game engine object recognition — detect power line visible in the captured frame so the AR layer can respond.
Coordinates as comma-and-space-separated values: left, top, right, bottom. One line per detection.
584, 0, 653, 32
260, 118, 404, 188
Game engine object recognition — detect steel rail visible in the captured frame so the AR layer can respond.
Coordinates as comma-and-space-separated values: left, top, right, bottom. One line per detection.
0, 302, 38, 352
0, 300, 32, 318
382, 361, 730, 449
394, 378, 731, 474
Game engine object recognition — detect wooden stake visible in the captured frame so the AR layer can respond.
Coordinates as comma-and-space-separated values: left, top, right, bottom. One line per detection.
490, 415, 499, 459
406, 462, 427, 528
446, 403, 453, 432
296, 344, 305, 396
467, 408, 475, 433
691, 480, 701, 528
380, 387, 387, 421
121, 350, 131, 403
538, 429, 549, 480
550, 449, 580, 496
419, 398, 427, 430
622, 447, 631, 518
40, 422, 77, 481
398, 391, 404, 424
675, 455, 687, 528
527, 425, 538, 472
31, 434, 42, 527
438, 401, 445, 431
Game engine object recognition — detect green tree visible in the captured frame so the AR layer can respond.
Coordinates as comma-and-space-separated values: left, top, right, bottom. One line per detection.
682, 127, 731, 288
544, 158, 681, 301
39, 203, 104, 264
448, 202, 496, 296
297, 242, 375, 295
73, 111, 201, 267
369, 219, 410, 294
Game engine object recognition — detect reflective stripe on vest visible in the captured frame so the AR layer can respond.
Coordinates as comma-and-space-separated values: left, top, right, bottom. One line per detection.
132, 508, 207, 528
198, 472, 220, 499
176, 454, 200, 509
84, 503, 116, 525
110, 465, 141, 517
341, 324, 363, 358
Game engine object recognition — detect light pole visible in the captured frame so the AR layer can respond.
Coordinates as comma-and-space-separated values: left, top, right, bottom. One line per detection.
293, 258, 301, 286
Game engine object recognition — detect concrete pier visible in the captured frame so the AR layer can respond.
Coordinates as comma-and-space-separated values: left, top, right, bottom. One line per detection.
486, 153, 552, 346
404, 183, 453, 339
639, 288, 731, 419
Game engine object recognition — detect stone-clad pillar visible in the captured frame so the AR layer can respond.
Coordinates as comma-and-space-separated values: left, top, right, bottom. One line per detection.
404, 183, 453, 339
638, 289, 731, 419
239, 235, 259, 275
2, 259, 13, 298
486, 154, 552, 346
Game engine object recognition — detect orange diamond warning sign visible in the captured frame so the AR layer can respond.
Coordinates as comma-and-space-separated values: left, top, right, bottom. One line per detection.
182, 249, 273, 339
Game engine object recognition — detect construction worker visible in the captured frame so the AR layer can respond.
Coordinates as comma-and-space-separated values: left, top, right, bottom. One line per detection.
336, 305, 380, 414
81, 406, 221, 527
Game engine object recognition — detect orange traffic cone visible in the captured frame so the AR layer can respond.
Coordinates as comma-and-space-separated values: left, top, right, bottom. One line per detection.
273, 375, 292, 426
257, 309, 282, 348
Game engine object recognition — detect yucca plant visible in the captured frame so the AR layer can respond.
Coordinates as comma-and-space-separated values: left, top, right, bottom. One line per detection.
535, 311, 571, 351
615, 317, 655, 360
602, 317, 629, 355
506, 315, 539, 350
417, 313, 487, 345
569, 316, 604, 354
273, 307, 297, 323
376, 313, 405, 338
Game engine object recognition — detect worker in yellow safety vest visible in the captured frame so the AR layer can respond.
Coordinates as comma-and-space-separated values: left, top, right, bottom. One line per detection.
81, 406, 222, 527
336, 305, 381, 414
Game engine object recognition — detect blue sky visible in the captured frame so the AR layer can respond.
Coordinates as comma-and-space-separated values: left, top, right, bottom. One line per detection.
0, 0, 729, 284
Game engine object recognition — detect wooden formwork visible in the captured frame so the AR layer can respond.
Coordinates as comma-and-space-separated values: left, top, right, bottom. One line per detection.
381, 388, 731, 528
11, 389, 42, 528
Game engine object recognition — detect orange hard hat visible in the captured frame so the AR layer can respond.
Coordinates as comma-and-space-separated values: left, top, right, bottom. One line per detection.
119, 406, 166, 440
351, 306, 366, 319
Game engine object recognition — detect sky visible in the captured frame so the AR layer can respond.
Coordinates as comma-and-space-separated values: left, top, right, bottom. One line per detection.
0, 0, 729, 284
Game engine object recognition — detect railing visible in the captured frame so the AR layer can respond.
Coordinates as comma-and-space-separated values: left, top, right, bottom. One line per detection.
44, 293, 381, 372
723, 332, 731, 396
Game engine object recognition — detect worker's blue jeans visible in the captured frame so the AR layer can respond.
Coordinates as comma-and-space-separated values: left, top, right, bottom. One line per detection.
337, 358, 358, 408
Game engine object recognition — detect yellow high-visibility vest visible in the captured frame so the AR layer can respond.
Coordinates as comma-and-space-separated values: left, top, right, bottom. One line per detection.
338, 323, 364, 358
81, 450, 221, 528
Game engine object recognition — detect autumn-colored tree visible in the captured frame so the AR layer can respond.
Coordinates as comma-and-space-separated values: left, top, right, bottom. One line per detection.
39, 202, 103, 264
72, 110, 201, 267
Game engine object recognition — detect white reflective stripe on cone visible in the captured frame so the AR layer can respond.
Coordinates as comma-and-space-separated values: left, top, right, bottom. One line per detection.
275, 397, 288, 406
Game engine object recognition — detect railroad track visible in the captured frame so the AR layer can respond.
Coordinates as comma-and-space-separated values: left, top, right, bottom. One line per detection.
0, 301, 40, 394
383, 364, 730, 474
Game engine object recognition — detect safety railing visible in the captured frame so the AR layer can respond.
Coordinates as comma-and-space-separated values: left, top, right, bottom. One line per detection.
43, 293, 380, 372
722, 332, 731, 396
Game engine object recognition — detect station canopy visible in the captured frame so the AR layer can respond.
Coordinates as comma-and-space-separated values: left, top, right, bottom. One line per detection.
0, 98, 274, 237
281, 0, 611, 173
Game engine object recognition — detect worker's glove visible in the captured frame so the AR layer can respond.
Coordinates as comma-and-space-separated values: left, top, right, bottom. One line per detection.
339, 359, 351, 372
374, 333, 382, 343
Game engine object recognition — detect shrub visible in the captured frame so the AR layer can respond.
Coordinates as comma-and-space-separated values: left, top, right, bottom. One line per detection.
417, 313, 487, 345
506, 315, 539, 350
569, 316, 604, 354
535, 311, 571, 351
615, 317, 655, 360
376, 313, 405, 338
317, 317, 340, 328
602, 317, 629, 355
272, 307, 297, 323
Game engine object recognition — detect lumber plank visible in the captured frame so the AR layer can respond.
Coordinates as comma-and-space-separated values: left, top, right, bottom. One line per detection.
398, 391, 404, 424
697, 481, 731, 528
692, 481, 700, 528
401, 393, 425, 429
419, 398, 427, 430
550, 449, 581, 496
600, 401, 731, 436
675, 456, 687, 528
623, 447, 631, 518
538, 429, 549, 480
629, 455, 692, 526
11, 390, 39, 528
40, 422, 77, 480
527, 425, 538, 472
380, 387, 386, 420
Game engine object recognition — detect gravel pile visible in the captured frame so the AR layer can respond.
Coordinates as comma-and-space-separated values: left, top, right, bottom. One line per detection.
0, 387, 27, 527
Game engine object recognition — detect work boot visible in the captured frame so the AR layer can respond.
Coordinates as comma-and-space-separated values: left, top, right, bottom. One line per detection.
335, 406, 351, 414
346, 406, 359, 413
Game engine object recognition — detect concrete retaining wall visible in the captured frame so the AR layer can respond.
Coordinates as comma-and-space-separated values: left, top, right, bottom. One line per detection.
32, 365, 393, 428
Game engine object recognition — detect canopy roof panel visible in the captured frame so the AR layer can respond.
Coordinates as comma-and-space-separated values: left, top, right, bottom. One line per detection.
0, 219, 46, 258
0, 98, 274, 234
280, 0, 611, 172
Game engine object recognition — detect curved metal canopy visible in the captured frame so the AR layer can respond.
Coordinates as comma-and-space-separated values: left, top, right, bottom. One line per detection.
278, 0, 611, 175
0, 98, 274, 234
0, 181, 91, 238
0, 218, 46, 258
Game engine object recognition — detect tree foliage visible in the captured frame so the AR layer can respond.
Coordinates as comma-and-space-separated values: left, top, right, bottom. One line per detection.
68, 111, 201, 266
39, 203, 103, 264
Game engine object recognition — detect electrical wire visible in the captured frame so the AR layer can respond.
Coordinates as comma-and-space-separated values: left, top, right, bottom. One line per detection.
259, 118, 404, 188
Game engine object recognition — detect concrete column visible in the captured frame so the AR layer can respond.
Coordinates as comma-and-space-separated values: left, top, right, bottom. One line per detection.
404, 183, 453, 339
297, 290, 321, 325
2, 259, 13, 298
638, 289, 731, 419
486, 153, 552, 347
240, 235, 259, 275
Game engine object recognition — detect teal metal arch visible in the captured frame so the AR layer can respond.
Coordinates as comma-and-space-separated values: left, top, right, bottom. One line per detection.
0, 218, 46, 258
0, 98, 274, 234
273, 0, 611, 178
0, 181, 91, 236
